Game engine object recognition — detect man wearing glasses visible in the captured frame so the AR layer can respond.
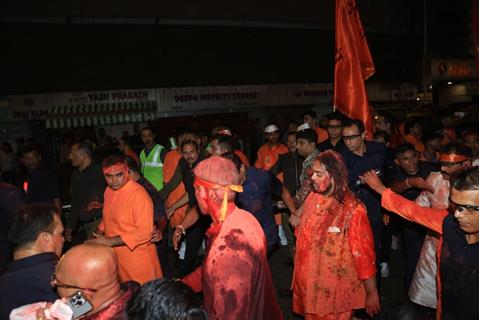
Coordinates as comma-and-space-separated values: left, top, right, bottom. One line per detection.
0, 204, 63, 319
47, 244, 138, 320
339, 118, 389, 277
362, 162, 479, 319
395, 143, 471, 319
317, 111, 346, 152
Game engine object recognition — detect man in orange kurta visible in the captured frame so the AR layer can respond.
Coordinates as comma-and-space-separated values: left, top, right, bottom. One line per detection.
290, 151, 379, 320
255, 124, 288, 170
86, 155, 162, 284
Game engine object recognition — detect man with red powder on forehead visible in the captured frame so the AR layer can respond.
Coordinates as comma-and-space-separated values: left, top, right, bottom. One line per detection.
181, 156, 283, 320
86, 155, 162, 284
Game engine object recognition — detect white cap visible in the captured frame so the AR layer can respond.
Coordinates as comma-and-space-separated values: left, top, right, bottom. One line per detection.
264, 124, 279, 133
296, 123, 310, 131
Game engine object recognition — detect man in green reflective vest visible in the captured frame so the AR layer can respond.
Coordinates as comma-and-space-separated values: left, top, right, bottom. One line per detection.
140, 127, 167, 191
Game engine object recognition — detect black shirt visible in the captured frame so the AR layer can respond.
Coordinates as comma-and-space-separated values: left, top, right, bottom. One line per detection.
317, 139, 346, 153
440, 215, 479, 319
0, 252, 58, 319
269, 151, 303, 196
339, 141, 388, 223
385, 161, 439, 201
23, 165, 60, 204
67, 162, 106, 229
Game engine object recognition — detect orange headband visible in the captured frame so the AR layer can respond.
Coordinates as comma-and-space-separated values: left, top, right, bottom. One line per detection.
438, 153, 470, 163
194, 176, 243, 223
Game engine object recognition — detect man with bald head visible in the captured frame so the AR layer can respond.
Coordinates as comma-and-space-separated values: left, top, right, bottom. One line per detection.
49, 244, 139, 319
181, 156, 283, 320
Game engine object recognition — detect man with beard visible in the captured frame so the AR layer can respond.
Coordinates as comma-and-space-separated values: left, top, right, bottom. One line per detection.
254, 124, 288, 170
182, 156, 283, 320
363, 159, 479, 319
162, 140, 207, 277
291, 150, 379, 320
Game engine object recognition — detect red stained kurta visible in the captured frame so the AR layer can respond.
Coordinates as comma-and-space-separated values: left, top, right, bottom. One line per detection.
182, 208, 283, 320
254, 143, 288, 170
99, 180, 162, 284
292, 192, 376, 318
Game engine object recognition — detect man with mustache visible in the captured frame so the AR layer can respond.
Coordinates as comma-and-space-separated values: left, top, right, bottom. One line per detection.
362, 150, 479, 319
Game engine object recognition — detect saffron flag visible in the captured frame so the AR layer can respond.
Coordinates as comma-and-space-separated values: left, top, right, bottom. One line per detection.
334, 0, 375, 138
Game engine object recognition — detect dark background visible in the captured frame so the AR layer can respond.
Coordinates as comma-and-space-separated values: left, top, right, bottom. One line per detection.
0, 0, 472, 94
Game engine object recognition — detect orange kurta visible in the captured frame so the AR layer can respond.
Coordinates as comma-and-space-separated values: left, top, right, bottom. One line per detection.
99, 179, 162, 284
163, 150, 187, 226
254, 143, 288, 170
292, 192, 376, 318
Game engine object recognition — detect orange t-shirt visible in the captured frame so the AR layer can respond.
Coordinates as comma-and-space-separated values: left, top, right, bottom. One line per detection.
163, 150, 188, 226
254, 143, 288, 171
99, 180, 162, 284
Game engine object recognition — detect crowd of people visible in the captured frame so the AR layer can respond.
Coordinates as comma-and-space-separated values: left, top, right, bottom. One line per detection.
0, 106, 479, 320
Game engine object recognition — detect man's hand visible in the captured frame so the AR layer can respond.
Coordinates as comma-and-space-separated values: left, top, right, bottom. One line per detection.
64, 229, 73, 242
365, 290, 381, 317
151, 225, 163, 243
86, 200, 103, 212
172, 226, 185, 251
361, 170, 387, 195
407, 177, 434, 193
289, 214, 300, 227
85, 233, 119, 247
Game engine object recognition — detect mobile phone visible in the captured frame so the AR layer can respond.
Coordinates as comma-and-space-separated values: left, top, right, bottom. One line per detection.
66, 291, 93, 319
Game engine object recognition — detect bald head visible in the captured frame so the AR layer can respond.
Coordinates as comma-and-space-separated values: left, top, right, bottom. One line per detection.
55, 244, 120, 312
194, 156, 239, 186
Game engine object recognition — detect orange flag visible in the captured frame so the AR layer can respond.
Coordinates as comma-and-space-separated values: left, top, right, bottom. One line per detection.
334, 0, 375, 138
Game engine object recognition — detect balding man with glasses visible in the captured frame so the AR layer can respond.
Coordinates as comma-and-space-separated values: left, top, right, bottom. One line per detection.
46, 244, 139, 320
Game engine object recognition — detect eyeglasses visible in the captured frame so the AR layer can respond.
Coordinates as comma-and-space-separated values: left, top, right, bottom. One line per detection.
342, 134, 361, 142
449, 197, 479, 213
50, 273, 98, 293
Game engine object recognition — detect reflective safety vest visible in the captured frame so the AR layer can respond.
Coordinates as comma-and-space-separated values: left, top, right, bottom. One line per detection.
140, 144, 165, 190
